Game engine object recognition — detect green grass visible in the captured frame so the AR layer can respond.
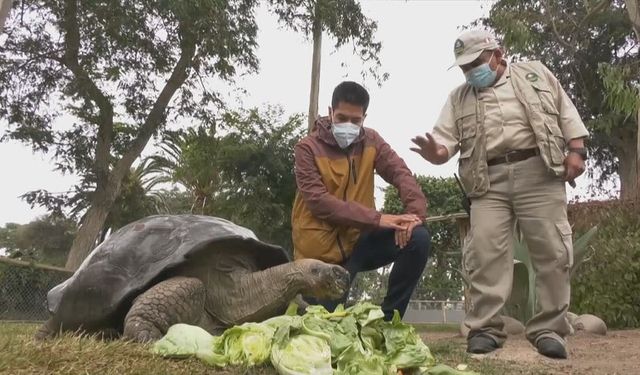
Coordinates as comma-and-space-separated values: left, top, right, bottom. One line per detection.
0, 322, 546, 375
0, 323, 275, 375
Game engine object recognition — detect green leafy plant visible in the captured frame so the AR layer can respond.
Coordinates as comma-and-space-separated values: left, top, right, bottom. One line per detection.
503, 225, 598, 324
569, 201, 640, 328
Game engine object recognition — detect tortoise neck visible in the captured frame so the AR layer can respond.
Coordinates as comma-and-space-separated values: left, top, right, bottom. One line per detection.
204, 262, 306, 325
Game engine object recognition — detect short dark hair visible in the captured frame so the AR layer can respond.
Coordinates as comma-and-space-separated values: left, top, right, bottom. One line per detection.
331, 81, 370, 113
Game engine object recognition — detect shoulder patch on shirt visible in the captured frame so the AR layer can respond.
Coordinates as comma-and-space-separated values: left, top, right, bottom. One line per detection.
525, 72, 539, 82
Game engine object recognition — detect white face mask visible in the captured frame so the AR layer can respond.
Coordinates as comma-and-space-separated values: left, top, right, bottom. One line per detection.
331, 122, 361, 149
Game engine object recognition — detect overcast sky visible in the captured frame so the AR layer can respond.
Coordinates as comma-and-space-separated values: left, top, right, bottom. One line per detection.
0, 0, 594, 226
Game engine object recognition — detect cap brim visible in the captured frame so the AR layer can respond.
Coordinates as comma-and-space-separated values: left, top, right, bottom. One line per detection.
448, 50, 483, 70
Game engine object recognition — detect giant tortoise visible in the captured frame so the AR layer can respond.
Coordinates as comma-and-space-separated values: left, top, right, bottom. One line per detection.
36, 215, 349, 342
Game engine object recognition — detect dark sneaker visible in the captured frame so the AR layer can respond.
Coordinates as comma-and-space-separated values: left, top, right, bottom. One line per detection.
536, 337, 567, 359
467, 334, 499, 354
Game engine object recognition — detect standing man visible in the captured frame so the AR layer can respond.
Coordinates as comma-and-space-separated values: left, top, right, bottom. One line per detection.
292, 81, 431, 321
411, 30, 588, 359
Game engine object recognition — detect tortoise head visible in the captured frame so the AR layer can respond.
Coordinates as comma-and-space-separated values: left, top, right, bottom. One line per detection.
296, 259, 350, 300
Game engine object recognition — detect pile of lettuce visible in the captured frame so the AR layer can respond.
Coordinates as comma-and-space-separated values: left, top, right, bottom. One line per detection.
151, 302, 477, 375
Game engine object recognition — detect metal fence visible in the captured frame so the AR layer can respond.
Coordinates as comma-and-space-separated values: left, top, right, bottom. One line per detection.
0, 258, 468, 324
403, 300, 465, 324
0, 257, 71, 321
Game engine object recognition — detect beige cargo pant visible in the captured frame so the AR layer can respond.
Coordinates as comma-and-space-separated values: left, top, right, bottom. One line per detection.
462, 155, 573, 347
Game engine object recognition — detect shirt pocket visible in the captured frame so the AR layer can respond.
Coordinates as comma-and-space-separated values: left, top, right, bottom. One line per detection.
532, 81, 562, 132
531, 81, 560, 115
455, 104, 477, 157
544, 121, 566, 164
555, 221, 574, 269
532, 81, 565, 164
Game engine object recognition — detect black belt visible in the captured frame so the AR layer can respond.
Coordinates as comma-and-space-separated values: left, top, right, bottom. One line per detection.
487, 148, 540, 166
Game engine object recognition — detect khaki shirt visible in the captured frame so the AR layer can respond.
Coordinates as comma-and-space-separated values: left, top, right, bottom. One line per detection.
433, 64, 586, 161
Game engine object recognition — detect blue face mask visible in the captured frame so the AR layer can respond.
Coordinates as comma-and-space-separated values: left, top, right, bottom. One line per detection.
331, 122, 361, 149
464, 54, 497, 88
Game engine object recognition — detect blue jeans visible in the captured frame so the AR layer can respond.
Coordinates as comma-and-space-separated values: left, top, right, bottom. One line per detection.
311, 225, 431, 320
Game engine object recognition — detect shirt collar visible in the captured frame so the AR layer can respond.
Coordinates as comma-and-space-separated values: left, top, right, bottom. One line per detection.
493, 62, 511, 87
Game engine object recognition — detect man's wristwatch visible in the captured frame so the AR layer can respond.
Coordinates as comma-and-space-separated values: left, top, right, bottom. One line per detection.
568, 147, 588, 161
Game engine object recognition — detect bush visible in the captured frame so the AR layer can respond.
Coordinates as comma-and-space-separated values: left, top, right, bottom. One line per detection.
569, 200, 640, 328
381, 176, 465, 301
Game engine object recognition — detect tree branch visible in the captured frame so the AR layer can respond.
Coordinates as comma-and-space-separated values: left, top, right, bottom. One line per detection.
541, 0, 579, 55
625, 0, 640, 42
114, 22, 196, 178
579, 0, 613, 28
550, 16, 577, 53
62, 0, 113, 188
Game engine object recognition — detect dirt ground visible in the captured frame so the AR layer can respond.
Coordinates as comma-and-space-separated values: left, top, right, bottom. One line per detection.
423, 330, 640, 375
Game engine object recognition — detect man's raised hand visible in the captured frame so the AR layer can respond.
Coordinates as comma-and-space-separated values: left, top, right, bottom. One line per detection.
410, 132, 448, 164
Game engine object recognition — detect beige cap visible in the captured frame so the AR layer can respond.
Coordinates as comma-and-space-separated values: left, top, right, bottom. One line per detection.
450, 29, 500, 68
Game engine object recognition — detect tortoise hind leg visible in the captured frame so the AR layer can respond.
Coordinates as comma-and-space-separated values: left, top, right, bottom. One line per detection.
123, 276, 206, 343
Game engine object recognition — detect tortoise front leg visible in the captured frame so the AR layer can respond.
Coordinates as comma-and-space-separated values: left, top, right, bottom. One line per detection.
123, 276, 207, 342
35, 317, 60, 340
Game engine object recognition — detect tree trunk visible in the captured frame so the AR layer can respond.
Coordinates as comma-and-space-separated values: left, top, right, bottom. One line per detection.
624, 0, 640, 201
618, 134, 639, 201
0, 0, 11, 29
65, 179, 123, 269
637, 106, 640, 202
63, 20, 196, 270
307, 8, 322, 134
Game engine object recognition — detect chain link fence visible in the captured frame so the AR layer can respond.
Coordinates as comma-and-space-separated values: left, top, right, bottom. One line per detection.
0, 257, 71, 321
0, 257, 467, 324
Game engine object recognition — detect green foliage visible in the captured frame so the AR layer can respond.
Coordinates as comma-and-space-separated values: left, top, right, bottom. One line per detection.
146, 106, 304, 251
355, 176, 465, 302
102, 163, 164, 236
570, 201, 640, 328
153, 188, 194, 215
475, 0, 639, 194
383, 176, 463, 217
506, 200, 640, 328
0, 0, 263, 216
268, 0, 386, 84
213, 107, 304, 250
0, 215, 76, 267
0, 223, 20, 255
1, 0, 386, 266
144, 126, 222, 214
504, 226, 598, 324
0, 0, 386, 220
598, 63, 640, 121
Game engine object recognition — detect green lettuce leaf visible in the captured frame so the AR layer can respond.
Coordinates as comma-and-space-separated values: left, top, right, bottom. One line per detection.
381, 311, 435, 369
335, 339, 396, 375
345, 302, 386, 326
270, 333, 333, 375
151, 323, 225, 366
215, 322, 275, 366
152, 302, 468, 375
300, 314, 359, 362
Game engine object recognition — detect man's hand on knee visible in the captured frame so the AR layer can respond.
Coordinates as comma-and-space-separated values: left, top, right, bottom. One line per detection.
395, 220, 422, 249
378, 214, 422, 249
379, 214, 420, 229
